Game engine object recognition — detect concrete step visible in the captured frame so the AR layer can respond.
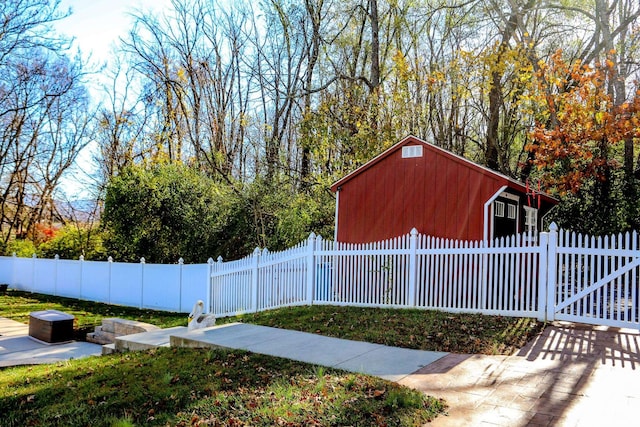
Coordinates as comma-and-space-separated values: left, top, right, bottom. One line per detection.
86, 326, 117, 343
102, 318, 160, 336
170, 325, 231, 349
99, 318, 117, 334
86, 331, 116, 345
115, 326, 188, 352
102, 343, 117, 355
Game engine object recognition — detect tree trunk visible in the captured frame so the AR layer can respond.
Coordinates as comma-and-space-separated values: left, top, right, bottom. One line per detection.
369, 0, 380, 91
485, 0, 535, 173
486, 70, 502, 172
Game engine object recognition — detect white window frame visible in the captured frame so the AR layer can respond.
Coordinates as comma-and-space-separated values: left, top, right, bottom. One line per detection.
494, 201, 505, 217
524, 206, 538, 240
507, 204, 517, 219
401, 145, 423, 158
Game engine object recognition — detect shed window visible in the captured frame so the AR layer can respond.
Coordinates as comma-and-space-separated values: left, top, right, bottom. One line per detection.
524, 206, 538, 243
401, 145, 423, 158
507, 204, 516, 219
524, 206, 538, 233
494, 201, 505, 217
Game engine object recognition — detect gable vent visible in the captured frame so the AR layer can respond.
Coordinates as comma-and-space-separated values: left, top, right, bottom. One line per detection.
402, 145, 423, 158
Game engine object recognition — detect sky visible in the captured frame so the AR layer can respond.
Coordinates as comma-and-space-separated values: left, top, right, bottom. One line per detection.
57, 0, 174, 65
55, 0, 175, 199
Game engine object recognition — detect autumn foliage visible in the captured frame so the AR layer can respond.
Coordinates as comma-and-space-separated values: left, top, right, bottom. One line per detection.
528, 50, 640, 195
34, 223, 58, 242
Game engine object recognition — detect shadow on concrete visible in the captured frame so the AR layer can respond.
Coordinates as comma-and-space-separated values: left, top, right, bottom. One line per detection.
514, 323, 640, 425
517, 323, 640, 368
400, 323, 640, 426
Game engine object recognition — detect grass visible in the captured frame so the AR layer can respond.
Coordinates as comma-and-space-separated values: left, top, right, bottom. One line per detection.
0, 290, 546, 426
0, 290, 188, 339
241, 305, 544, 355
0, 348, 446, 426
0, 291, 188, 326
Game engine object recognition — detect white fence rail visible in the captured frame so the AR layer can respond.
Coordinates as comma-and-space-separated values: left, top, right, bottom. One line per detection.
2, 224, 639, 329
0, 255, 211, 313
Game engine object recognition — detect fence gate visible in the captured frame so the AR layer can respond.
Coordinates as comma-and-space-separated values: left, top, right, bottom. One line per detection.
547, 224, 640, 328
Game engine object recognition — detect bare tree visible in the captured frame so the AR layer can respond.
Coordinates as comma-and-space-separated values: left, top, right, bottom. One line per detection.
94, 57, 150, 189
0, 49, 92, 243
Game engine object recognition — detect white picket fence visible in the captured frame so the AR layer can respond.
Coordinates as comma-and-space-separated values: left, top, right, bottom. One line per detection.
0, 255, 211, 313
211, 224, 640, 329
211, 229, 544, 319
2, 224, 639, 328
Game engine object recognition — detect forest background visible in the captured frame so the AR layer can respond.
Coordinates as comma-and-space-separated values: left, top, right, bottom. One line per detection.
1, 0, 640, 263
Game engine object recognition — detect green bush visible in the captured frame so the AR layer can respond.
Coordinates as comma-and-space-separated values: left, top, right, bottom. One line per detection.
547, 170, 640, 235
102, 164, 242, 263
38, 225, 106, 260
229, 176, 335, 254
4, 239, 38, 257
100, 165, 336, 263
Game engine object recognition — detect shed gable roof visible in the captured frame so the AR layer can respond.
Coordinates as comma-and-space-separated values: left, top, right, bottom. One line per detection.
330, 135, 557, 204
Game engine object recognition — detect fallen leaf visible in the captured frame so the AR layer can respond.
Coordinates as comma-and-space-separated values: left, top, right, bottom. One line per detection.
373, 389, 385, 398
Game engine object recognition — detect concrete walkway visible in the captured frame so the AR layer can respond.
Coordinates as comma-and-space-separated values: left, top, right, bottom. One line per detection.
400, 322, 640, 426
0, 318, 448, 381
114, 322, 448, 382
0, 317, 102, 367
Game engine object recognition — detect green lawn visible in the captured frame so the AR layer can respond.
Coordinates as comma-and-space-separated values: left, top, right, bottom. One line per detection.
0, 347, 446, 426
241, 304, 544, 355
0, 290, 546, 426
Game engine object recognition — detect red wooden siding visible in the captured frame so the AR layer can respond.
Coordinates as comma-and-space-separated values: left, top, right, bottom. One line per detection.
332, 136, 541, 243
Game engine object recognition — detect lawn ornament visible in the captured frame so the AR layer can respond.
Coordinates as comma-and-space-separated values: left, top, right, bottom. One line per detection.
188, 300, 216, 331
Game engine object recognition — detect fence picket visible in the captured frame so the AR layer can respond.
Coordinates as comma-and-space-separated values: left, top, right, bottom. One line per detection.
633, 232, 638, 323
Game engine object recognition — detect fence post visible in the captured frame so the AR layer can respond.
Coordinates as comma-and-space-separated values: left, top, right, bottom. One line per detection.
546, 223, 559, 322
11, 252, 17, 289
31, 253, 37, 292
107, 256, 113, 304
205, 258, 214, 314
211, 256, 223, 315
79, 255, 84, 300
178, 258, 184, 313
251, 248, 261, 313
306, 233, 317, 305
537, 232, 549, 321
140, 257, 145, 309
54, 254, 59, 296
408, 228, 418, 307
480, 241, 487, 311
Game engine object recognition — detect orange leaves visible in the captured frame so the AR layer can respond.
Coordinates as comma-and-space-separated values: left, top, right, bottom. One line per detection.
34, 223, 58, 242
528, 50, 640, 195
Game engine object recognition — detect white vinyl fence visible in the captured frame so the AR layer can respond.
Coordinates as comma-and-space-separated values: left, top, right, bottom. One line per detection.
0, 255, 211, 313
2, 224, 639, 329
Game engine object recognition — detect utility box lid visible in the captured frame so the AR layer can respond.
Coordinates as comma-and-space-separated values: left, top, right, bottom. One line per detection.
30, 310, 75, 322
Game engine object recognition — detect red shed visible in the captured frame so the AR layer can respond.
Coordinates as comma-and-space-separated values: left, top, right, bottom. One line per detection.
331, 136, 558, 243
